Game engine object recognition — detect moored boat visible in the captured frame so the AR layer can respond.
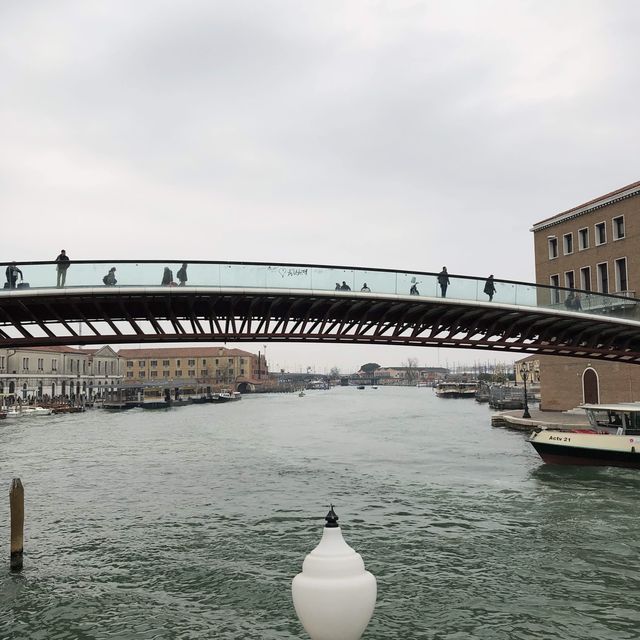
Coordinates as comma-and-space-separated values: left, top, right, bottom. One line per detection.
212, 390, 241, 403
435, 382, 477, 398
529, 403, 640, 469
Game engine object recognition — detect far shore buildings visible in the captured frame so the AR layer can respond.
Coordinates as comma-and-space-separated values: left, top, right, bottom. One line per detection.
0, 345, 268, 401
531, 179, 640, 410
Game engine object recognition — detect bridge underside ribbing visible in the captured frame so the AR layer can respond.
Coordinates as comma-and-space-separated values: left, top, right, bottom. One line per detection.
1, 289, 640, 363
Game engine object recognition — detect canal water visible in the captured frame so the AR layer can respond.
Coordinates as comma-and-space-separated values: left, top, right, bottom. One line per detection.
1, 387, 639, 639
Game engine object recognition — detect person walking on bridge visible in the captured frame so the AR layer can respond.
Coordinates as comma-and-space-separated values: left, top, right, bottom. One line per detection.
483, 275, 496, 302
437, 266, 450, 298
5, 262, 23, 289
177, 263, 188, 286
55, 249, 70, 287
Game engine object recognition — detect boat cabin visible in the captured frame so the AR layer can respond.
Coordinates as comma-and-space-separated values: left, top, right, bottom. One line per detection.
582, 403, 640, 436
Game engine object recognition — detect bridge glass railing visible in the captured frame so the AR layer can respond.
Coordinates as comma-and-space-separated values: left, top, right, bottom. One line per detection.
1, 260, 639, 323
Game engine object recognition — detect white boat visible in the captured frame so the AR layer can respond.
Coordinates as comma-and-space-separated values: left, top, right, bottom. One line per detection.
212, 390, 242, 403
435, 382, 477, 399
3, 406, 52, 417
529, 403, 640, 469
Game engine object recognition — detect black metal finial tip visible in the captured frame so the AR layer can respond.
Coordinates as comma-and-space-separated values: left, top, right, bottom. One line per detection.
325, 504, 339, 528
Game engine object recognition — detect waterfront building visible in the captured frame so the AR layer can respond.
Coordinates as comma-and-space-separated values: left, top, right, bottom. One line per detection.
115, 346, 268, 392
531, 179, 640, 410
0, 345, 121, 401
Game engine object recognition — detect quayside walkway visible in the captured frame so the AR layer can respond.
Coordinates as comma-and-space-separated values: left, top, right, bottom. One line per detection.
1, 260, 640, 361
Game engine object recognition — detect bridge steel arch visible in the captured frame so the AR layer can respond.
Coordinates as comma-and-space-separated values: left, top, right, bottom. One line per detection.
2, 287, 640, 364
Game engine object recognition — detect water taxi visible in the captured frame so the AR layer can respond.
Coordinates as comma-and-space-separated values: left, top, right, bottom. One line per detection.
529, 403, 640, 469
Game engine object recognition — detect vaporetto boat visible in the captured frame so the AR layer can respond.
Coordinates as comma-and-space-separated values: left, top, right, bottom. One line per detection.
435, 382, 477, 399
529, 403, 640, 469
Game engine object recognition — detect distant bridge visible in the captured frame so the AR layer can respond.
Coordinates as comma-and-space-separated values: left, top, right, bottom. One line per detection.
1, 260, 640, 363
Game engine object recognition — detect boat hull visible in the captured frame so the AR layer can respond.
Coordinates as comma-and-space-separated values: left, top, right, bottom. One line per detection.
529, 430, 640, 469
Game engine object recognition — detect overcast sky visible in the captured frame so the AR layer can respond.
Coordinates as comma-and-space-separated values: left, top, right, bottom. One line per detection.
1, 1, 639, 372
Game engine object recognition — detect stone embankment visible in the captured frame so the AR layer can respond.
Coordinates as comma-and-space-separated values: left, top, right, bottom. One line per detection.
491, 408, 590, 432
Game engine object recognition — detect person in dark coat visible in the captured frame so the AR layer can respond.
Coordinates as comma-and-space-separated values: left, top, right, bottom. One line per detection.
410, 283, 419, 295
437, 267, 450, 298
176, 263, 188, 286
55, 249, 70, 287
5, 262, 23, 289
103, 267, 117, 286
161, 267, 173, 285
340, 281, 351, 291
483, 275, 496, 301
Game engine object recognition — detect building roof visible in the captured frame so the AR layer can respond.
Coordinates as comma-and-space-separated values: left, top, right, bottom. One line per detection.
116, 346, 257, 358
531, 179, 640, 232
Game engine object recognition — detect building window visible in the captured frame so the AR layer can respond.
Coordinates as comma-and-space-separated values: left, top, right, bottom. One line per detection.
37, 358, 44, 371
150, 360, 157, 367
615, 257, 628, 293
613, 216, 625, 240
139, 371, 146, 378
176, 360, 181, 366
578, 227, 589, 250
188, 370, 195, 377
200, 369, 208, 376
83, 361, 86, 374
176, 370, 182, 377
138, 361, 145, 367
22, 358, 29, 370
126, 371, 134, 378
564, 271, 575, 289
110, 362, 115, 374
188, 359, 195, 366
563, 233, 573, 255
215, 359, 219, 365
548, 237, 558, 259
150, 371, 158, 377
595, 222, 606, 245
163, 371, 170, 377
597, 262, 609, 294
240, 358, 245, 364
163, 360, 170, 366
228, 358, 233, 364
240, 369, 245, 375
202, 359, 206, 365
580, 267, 591, 291
52, 359, 57, 371
550, 275, 560, 303
127, 361, 133, 367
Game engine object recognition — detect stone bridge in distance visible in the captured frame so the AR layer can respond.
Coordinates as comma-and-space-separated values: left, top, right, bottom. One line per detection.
1, 260, 640, 364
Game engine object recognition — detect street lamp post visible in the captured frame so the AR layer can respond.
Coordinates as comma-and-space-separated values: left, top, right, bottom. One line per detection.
520, 365, 531, 419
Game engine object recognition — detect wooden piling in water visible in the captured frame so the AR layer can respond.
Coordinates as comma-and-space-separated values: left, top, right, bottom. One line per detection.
10, 478, 24, 572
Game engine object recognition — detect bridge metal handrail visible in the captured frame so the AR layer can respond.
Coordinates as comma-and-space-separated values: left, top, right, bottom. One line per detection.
1, 260, 638, 322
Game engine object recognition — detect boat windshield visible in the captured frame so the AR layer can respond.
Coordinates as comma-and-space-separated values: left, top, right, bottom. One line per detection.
586, 408, 640, 434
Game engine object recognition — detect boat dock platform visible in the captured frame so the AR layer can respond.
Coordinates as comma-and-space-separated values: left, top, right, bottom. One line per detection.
491, 408, 590, 432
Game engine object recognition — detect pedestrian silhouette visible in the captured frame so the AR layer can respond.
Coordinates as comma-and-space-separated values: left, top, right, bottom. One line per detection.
161, 267, 173, 286
102, 267, 117, 286
5, 262, 23, 289
55, 249, 70, 287
340, 281, 351, 291
483, 275, 496, 301
410, 283, 419, 295
437, 267, 450, 298
361, 283, 371, 292
177, 263, 188, 286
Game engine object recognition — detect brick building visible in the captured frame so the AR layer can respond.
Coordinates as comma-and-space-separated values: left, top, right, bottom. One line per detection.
531, 180, 640, 410
116, 346, 268, 390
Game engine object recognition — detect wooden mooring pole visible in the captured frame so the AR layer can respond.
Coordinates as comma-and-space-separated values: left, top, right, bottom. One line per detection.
10, 478, 24, 572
